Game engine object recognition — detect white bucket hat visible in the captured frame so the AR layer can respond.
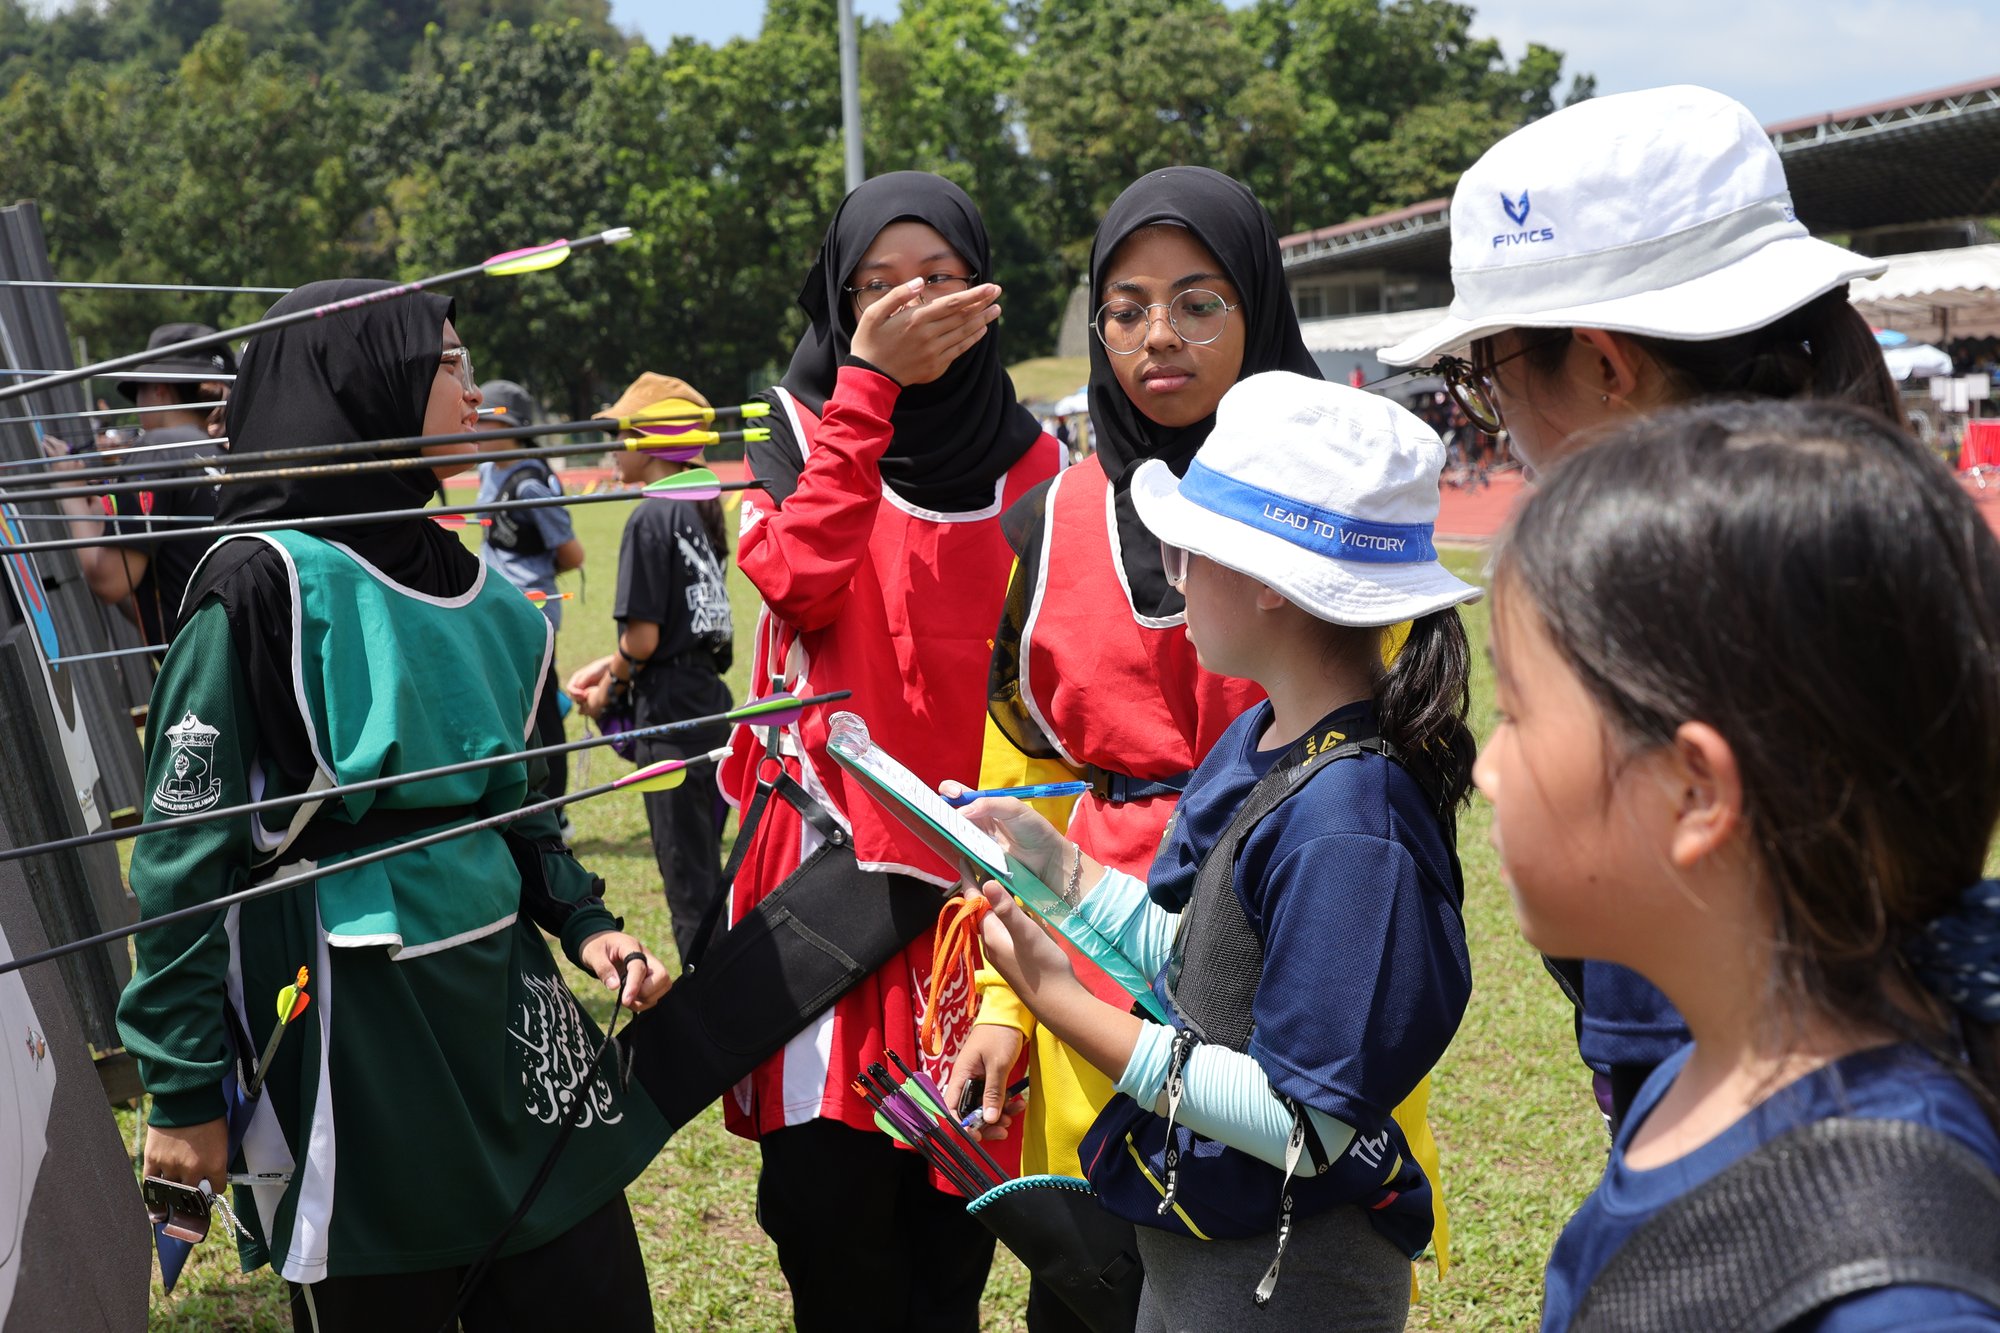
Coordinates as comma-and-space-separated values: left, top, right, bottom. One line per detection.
1131, 372, 1480, 627
1380, 85, 1887, 367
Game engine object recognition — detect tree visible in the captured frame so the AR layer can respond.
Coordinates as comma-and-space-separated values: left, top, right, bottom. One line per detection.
0, 26, 368, 363
365, 20, 633, 419
589, 10, 848, 404
861, 0, 1067, 355
1015, 0, 1286, 267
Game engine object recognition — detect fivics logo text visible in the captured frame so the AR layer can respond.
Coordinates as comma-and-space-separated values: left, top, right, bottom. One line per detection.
1492, 190, 1555, 249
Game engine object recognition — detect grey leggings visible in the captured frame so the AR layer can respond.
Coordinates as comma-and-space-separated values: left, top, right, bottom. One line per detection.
1133, 1204, 1412, 1332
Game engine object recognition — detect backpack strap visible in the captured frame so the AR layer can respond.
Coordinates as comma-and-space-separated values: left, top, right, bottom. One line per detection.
487, 459, 557, 556
1570, 1116, 2000, 1332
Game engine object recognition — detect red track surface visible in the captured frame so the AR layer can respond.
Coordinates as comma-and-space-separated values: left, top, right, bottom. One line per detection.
1435, 471, 1527, 544
441, 459, 750, 494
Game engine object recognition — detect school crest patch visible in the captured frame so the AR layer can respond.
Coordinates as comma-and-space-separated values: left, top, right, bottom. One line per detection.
153, 712, 223, 814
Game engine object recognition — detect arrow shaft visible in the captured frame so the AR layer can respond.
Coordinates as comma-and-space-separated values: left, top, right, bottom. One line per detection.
0, 230, 630, 406
0, 690, 845, 868
48, 643, 167, 664
0, 368, 230, 381
0, 279, 294, 294
0, 735, 741, 978
0, 476, 763, 556
0, 781, 617, 976
0, 415, 757, 496
0, 401, 227, 433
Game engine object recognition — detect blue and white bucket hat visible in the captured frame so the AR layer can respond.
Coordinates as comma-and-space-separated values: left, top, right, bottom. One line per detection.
1130, 372, 1480, 627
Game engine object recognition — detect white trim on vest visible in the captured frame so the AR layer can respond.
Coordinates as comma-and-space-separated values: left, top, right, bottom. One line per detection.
325, 538, 488, 609
1102, 476, 1187, 631
1017, 469, 1081, 768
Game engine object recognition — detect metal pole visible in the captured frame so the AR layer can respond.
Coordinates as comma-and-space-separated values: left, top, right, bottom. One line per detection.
838, 0, 865, 193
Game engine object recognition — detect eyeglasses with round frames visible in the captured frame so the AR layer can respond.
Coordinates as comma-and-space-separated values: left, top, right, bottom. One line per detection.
1095, 290, 1238, 356
843, 272, 979, 314
1430, 332, 1565, 435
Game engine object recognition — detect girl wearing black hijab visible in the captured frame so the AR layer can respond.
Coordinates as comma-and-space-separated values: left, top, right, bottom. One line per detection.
115, 281, 672, 1331
713, 173, 1061, 1331
944, 168, 1446, 1331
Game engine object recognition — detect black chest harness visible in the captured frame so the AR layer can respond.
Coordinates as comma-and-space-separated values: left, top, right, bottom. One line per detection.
486, 460, 557, 556
1569, 1115, 2000, 1330
1151, 707, 1459, 1304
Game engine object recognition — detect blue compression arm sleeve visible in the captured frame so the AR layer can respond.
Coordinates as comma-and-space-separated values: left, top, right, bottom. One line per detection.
1115, 1015, 1356, 1172
1074, 868, 1179, 978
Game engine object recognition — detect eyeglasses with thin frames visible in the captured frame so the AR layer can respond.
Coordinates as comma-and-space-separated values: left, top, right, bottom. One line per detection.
1159, 541, 1190, 589
440, 346, 475, 394
1095, 290, 1238, 356
844, 272, 979, 314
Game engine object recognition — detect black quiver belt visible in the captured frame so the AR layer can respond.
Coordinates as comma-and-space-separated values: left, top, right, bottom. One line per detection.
1569, 1117, 2000, 1331
967, 1176, 1142, 1333
617, 730, 944, 1132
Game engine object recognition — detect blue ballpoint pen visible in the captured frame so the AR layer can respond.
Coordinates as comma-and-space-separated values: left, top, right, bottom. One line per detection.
943, 781, 1089, 807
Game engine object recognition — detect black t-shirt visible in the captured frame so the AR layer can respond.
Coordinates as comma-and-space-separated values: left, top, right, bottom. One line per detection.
613, 498, 733, 729
108, 425, 219, 643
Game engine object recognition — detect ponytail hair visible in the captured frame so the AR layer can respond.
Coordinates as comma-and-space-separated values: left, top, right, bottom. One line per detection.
1377, 608, 1477, 812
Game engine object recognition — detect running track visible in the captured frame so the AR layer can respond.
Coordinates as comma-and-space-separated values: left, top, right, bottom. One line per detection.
1436, 471, 2000, 545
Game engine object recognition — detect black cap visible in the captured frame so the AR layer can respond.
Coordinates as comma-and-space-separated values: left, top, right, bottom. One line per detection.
117, 323, 238, 402
477, 380, 536, 433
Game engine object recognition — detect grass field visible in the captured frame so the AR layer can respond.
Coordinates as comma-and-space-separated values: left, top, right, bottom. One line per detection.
130, 494, 1605, 1330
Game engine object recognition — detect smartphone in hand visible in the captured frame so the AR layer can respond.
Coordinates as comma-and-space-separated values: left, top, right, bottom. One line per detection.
142, 1175, 212, 1244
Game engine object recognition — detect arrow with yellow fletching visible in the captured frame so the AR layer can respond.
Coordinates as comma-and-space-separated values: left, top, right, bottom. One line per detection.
0, 228, 635, 405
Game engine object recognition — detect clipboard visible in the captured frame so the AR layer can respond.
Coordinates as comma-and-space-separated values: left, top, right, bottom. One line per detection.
825, 712, 1170, 1023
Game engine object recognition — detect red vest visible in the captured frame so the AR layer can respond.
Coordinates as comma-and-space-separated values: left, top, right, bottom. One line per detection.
719, 367, 1060, 1139
1016, 455, 1263, 874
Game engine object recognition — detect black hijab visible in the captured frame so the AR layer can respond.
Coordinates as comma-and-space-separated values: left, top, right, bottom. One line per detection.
180, 280, 482, 784
203, 279, 479, 593
773, 171, 1042, 513
1086, 167, 1320, 619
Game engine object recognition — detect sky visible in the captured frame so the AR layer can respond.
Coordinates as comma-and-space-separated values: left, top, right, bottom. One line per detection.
608, 0, 1999, 123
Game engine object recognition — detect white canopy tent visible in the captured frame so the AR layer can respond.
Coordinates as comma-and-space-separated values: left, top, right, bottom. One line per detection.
1884, 343, 1956, 380
1850, 243, 2000, 343
1297, 306, 1450, 384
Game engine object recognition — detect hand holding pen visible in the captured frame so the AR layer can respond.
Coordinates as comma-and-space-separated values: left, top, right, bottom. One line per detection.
942, 780, 1087, 806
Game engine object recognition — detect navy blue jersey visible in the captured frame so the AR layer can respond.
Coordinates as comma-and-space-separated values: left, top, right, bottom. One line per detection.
1149, 699, 1470, 1129
1082, 699, 1470, 1255
1542, 1043, 2000, 1331
1576, 961, 1690, 1075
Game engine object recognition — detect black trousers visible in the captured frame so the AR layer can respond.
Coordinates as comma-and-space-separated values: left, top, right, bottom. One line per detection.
756, 1118, 995, 1333
287, 1192, 651, 1332
635, 731, 724, 964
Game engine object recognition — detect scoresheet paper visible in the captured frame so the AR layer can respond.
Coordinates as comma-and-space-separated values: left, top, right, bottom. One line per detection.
825, 713, 1170, 1023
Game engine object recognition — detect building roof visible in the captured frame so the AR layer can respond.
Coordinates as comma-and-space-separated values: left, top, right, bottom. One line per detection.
1281, 75, 2000, 281
1850, 241, 2000, 339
